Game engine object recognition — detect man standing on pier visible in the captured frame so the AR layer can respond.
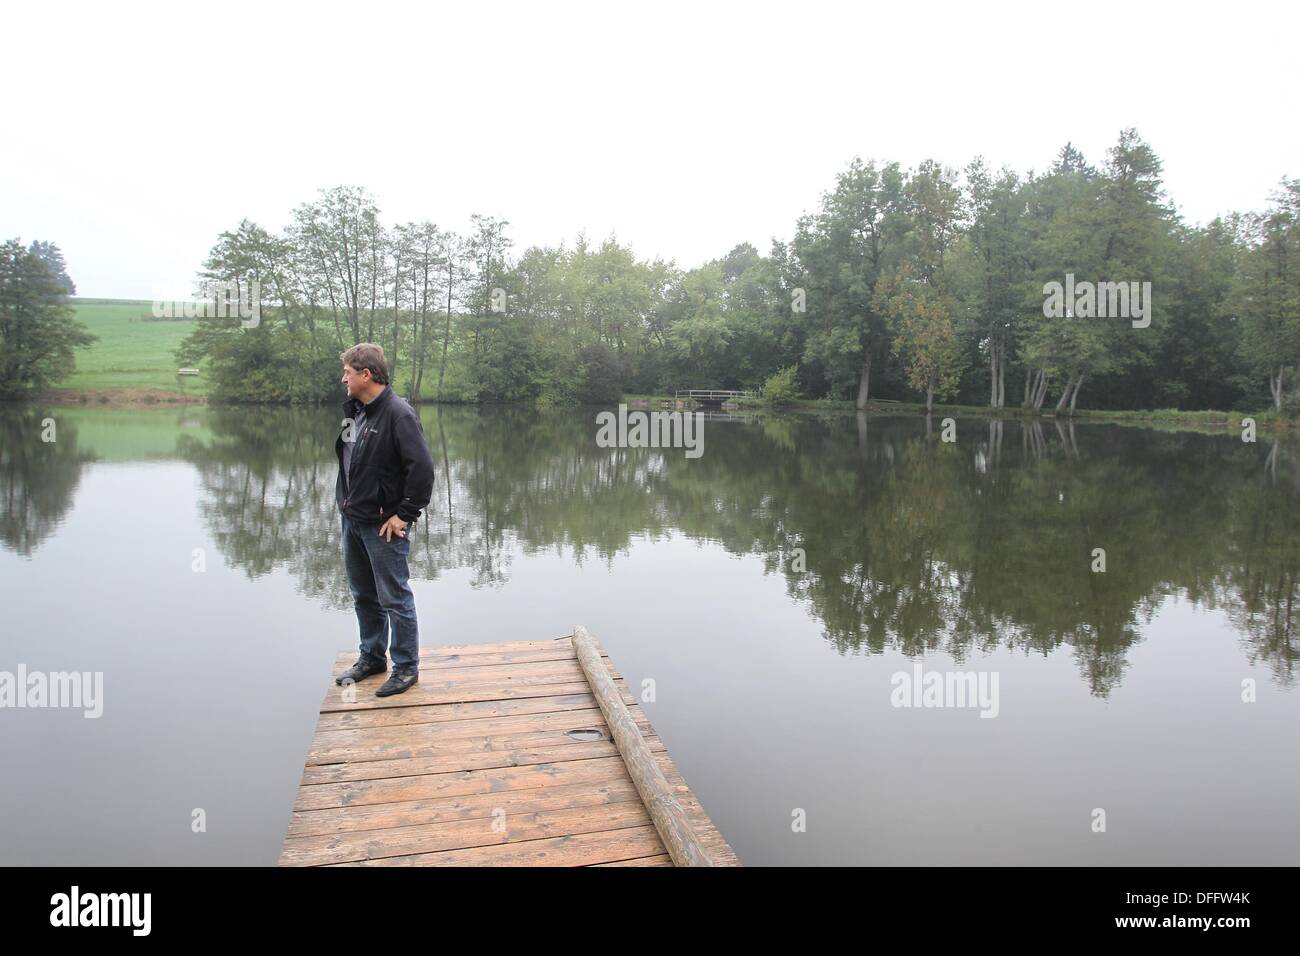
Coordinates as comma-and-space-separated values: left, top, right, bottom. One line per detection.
334, 343, 436, 697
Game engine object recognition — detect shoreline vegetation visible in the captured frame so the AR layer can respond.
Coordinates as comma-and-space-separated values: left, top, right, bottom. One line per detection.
6, 291, 1291, 433
4, 130, 1297, 424
12, 379, 1292, 435
4, 293, 1290, 433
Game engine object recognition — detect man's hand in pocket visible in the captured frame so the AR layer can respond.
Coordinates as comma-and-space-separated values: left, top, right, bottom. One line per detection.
379, 515, 408, 542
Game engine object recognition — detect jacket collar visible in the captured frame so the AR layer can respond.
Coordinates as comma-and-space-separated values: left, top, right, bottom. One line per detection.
342, 383, 392, 416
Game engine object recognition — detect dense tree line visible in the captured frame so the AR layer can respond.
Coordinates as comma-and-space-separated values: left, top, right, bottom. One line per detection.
175, 129, 1298, 411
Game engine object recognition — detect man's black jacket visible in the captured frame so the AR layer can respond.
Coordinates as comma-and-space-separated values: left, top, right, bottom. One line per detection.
335, 385, 436, 526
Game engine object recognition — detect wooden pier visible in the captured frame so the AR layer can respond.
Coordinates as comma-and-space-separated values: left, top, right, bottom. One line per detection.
279, 627, 739, 866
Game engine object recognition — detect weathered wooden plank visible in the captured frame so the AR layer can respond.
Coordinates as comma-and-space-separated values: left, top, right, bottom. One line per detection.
286, 777, 642, 839
329, 825, 666, 867
311, 705, 616, 746
308, 709, 654, 764
293, 754, 637, 813
306, 725, 653, 770
335, 657, 586, 688
321, 681, 594, 713
328, 655, 626, 690
320, 672, 637, 713
592, 854, 674, 866
282, 801, 654, 866
314, 693, 601, 732
297, 738, 669, 793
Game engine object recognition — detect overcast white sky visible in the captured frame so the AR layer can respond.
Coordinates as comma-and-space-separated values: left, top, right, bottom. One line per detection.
4, 0, 1296, 299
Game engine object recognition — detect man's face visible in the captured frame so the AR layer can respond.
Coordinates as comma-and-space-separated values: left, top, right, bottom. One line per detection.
341, 364, 370, 399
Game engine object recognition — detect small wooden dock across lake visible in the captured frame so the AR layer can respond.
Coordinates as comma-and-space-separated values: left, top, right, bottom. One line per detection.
279, 626, 739, 866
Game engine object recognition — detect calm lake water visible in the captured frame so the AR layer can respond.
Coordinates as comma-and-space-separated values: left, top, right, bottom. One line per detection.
1, 404, 1297, 865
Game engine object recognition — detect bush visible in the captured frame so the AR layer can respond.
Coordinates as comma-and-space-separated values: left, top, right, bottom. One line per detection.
577, 343, 630, 404
762, 366, 800, 405
536, 348, 581, 406
177, 321, 341, 404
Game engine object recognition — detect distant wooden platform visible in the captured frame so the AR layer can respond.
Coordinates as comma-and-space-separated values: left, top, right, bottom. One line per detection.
279, 632, 740, 866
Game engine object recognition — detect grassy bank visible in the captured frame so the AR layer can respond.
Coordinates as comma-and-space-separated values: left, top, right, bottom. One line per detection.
60, 299, 208, 398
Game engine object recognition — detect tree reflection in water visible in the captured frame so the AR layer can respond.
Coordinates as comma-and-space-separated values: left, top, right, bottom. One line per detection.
2, 405, 1295, 694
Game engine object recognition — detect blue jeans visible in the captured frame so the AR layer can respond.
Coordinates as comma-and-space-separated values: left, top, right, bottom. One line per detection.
341, 514, 419, 675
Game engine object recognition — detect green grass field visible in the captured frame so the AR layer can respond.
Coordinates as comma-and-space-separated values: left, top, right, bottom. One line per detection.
63, 298, 208, 395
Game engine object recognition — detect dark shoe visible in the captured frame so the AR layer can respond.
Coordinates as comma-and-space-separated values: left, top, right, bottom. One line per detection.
336, 656, 387, 685
375, 670, 418, 697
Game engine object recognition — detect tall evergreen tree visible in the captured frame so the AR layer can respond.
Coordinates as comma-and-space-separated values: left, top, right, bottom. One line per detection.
0, 239, 95, 396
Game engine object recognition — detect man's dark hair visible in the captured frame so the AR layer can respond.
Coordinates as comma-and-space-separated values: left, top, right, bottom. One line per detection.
340, 343, 390, 385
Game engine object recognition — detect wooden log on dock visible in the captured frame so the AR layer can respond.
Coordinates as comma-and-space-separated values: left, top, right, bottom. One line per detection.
571, 625, 714, 867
